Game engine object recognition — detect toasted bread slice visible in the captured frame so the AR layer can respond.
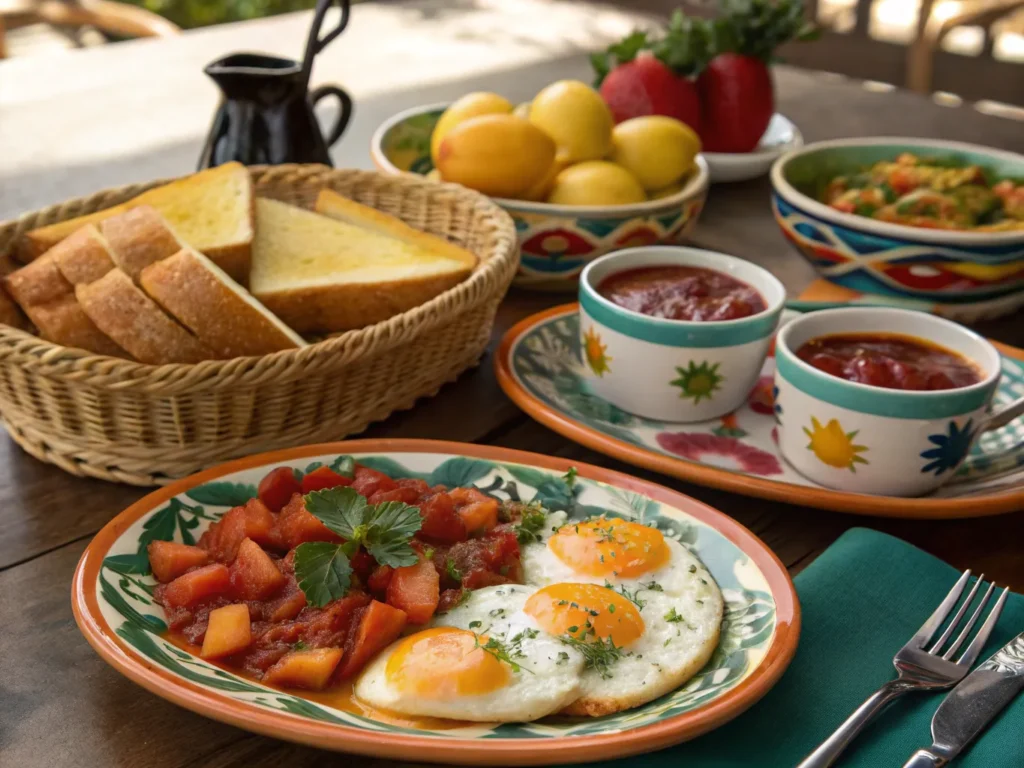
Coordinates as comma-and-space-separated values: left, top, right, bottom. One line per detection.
77, 269, 213, 365
0, 253, 35, 331
17, 163, 254, 284
249, 196, 476, 333
51, 225, 117, 285
99, 206, 182, 281
140, 247, 305, 358
24, 295, 126, 356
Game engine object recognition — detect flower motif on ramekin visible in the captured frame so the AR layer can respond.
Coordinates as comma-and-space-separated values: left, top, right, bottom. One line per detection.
773, 385, 783, 424
712, 412, 747, 438
520, 229, 595, 259
671, 361, 724, 404
582, 326, 611, 377
921, 419, 976, 476
656, 432, 783, 476
803, 416, 869, 472
747, 376, 775, 416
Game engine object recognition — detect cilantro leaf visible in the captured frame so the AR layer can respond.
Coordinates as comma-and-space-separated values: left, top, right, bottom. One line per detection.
363, 501, 422, 568
294, 542, 352, 607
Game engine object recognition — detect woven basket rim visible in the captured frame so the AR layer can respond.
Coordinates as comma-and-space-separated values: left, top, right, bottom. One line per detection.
0, 165, 519, 389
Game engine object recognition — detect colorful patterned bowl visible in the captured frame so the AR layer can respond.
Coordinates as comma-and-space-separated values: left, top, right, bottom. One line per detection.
774, 307, 1004, 496
578, 247, 786, 422
770, 137, 1024, 303
371, 103, 710, 291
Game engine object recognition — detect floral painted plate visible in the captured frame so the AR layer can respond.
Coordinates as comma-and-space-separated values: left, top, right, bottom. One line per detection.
73, 440, 798, 766
496, 305, 1024, 519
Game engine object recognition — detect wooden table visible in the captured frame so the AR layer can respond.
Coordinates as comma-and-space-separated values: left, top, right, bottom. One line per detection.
1, 1, 1022, 765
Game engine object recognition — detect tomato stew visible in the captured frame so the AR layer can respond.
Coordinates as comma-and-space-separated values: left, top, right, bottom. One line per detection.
795, 333, 981, 391
597, 265, 766, 322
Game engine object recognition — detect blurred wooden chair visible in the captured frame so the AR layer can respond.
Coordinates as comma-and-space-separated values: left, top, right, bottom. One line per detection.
0, 0, 179, 58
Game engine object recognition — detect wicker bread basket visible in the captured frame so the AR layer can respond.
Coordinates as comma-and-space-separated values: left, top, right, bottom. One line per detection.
0, 165, 519, 485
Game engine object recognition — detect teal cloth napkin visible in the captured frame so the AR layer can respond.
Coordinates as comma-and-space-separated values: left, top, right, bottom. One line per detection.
576, 528, 1024, 768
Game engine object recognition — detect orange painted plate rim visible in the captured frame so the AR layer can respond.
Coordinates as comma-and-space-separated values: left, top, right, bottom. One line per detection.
495, 304, 1024, 520
72, 438, 800, 766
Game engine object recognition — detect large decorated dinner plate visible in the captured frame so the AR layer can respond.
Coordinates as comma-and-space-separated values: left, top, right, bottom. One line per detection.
496, 305, 1024, 519
72, 439, 798, 765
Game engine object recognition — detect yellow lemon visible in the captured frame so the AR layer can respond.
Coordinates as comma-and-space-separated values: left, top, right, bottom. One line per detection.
610, 116, 702, 192
431, 92, 513, 165
529, 80, 614, 163
519, 156, 572, 201
547, 161, 646, 206
437, 114, 556, 198
648, 180, 685, 200
513, 101, 531, 120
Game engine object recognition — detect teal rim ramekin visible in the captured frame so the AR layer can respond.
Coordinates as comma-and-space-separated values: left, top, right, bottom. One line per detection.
578, 247, 787, 348
775, 307, 1001, 419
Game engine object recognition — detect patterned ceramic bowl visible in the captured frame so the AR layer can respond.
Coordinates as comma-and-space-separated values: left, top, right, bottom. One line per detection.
774, 307, 1006, 496
371, 103, 710, 291
578, 247, 786, 422
770, 137, 1024, 303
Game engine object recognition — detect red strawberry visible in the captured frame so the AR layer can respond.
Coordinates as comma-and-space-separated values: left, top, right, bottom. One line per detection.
696, 53, 774, 154
599, 52, 702, 134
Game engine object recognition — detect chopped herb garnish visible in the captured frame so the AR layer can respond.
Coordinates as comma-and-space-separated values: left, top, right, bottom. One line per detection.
445, 557, 463, 583
664, 607, 684, 623
469, 620, 482, 629
559, 629, 626, 679
688, 565, 697, 574
473, 634, 533, 674
556, 651, 570, 665
423, 547, 435, 561
562, 467, 578, 489
642, 581, 664, 592
489, 608, 506, 618
567, 625, 579, 633
514, 501, 549, 544
293, 640, 308, 651
608, 604, 616, 613
605, 581, 647, 610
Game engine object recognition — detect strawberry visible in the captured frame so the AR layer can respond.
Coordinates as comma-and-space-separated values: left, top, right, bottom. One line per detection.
599, 52, 702, 133
697, 53, 773, 153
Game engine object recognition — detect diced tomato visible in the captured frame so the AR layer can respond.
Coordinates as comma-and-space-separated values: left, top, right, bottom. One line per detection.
159, 563, 231, 610
350, 549, 376, 582
200, 499, 277, 562
437, 588, 468, 614
266, 586, 308, 622
264, 647, 345, 690
298, 593, 372, 648
367, 565, 393, 597
258, 467, 302, 512
301, 466, 353, 494
274, 494, 342, 549
229, 538, 285, 601
147, 540, 209, 583
201, 603, 252, 659
337, 600, 407, 680
386, 559, 440, 624
448, 487, 499, 535
397, 478, 431, 494
418, 491, 467, 543
351, 466, 397, 498
446, 530, 522, 589
368, 486, 422, 505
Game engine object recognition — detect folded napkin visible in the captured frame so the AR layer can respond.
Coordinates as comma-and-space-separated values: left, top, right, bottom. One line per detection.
574, 528, 1024, 768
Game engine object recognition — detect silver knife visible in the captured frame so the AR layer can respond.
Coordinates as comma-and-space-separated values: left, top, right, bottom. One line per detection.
903, 631, 1024, 768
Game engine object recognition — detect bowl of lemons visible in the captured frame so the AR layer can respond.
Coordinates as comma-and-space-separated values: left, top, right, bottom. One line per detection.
371, 82, 709, 290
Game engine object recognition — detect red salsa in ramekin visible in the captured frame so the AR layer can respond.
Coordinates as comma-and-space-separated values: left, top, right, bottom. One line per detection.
795, 332, 981, 391
596, 265, 767, 322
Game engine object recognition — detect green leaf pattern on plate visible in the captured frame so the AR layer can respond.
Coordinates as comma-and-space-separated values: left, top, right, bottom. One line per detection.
95, 453, 778, 739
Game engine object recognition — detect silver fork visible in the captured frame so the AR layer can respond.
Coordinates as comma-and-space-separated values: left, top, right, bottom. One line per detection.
797, 570, 1009, 768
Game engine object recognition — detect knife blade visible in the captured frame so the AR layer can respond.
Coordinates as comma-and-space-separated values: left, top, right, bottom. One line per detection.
903, 631, 1024, 768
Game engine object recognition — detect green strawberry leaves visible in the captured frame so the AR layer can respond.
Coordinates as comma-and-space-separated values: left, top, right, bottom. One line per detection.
294, 542, 353, 608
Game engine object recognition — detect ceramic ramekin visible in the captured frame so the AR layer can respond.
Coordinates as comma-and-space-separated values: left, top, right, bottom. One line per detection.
578, 246, 786, 422
774, 307, 1002, 496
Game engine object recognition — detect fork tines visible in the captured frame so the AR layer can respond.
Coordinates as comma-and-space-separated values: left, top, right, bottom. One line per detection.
914, 569, 1010, 667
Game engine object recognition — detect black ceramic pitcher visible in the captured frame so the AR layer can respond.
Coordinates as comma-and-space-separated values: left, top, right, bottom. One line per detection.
198, 0, 353, 168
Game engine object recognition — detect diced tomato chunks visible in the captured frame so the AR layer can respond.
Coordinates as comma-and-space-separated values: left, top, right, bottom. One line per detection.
368, 486, 422, 505
350, 549, 376, 582
448, 488, 499, 535
229, 538, 286, 601
264, 647, 344, 690
201, 603, 252, 659
418, 491, 467, 544
367, 565, 393, 597
258, 467, 302, 513
337, 600, 407, 680
301, 466, 353, 494
351, 466, 397, 498
386, 559, 440, 624
298, 593, 372, 648
265, 583, 308, 622
160, 563, 231, 610
147, 540, 209, 583
274, 494, 342, 549
200, 499, 277, 562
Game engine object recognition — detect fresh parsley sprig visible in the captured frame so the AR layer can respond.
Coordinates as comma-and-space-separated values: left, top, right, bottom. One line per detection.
294, 487, 422, 607
513, 501, 549, 544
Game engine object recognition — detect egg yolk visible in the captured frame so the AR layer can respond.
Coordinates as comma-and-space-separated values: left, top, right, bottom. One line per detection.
384, 628, 511, 699
548, 518, 669, 578
523, 583, 645, 648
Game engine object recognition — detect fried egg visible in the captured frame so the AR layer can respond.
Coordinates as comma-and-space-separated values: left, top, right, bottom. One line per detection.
354, 585, 585, 722
522, 515, 715, 598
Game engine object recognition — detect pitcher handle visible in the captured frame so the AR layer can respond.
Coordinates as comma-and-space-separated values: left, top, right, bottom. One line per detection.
300, 0, 350, 87
311, 84, 353, 147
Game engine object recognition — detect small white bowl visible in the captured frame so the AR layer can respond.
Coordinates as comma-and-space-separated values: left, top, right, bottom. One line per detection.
578, 246, 786, 422
774, 307, 1002, 497
704, 114, 803, 184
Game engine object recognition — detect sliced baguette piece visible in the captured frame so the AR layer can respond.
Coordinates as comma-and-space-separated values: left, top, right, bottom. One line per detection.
17, 162, 254, 284
24, 295, 126, 356
140, 247, 306, 358
76, 269, 214, 365
249, 196, 477, 333
99, 206, 182, 281
50, 225, 117, 285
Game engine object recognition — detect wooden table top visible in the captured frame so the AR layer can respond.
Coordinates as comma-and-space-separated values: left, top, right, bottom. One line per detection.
1, 1, 1022, 765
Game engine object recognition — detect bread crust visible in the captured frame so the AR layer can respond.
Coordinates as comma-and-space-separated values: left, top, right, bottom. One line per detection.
51, 225, 117, 285
22, 293, 125, 356
99, 206, 182, 280
76, 269, 213, 364
140, 248, 304, 358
